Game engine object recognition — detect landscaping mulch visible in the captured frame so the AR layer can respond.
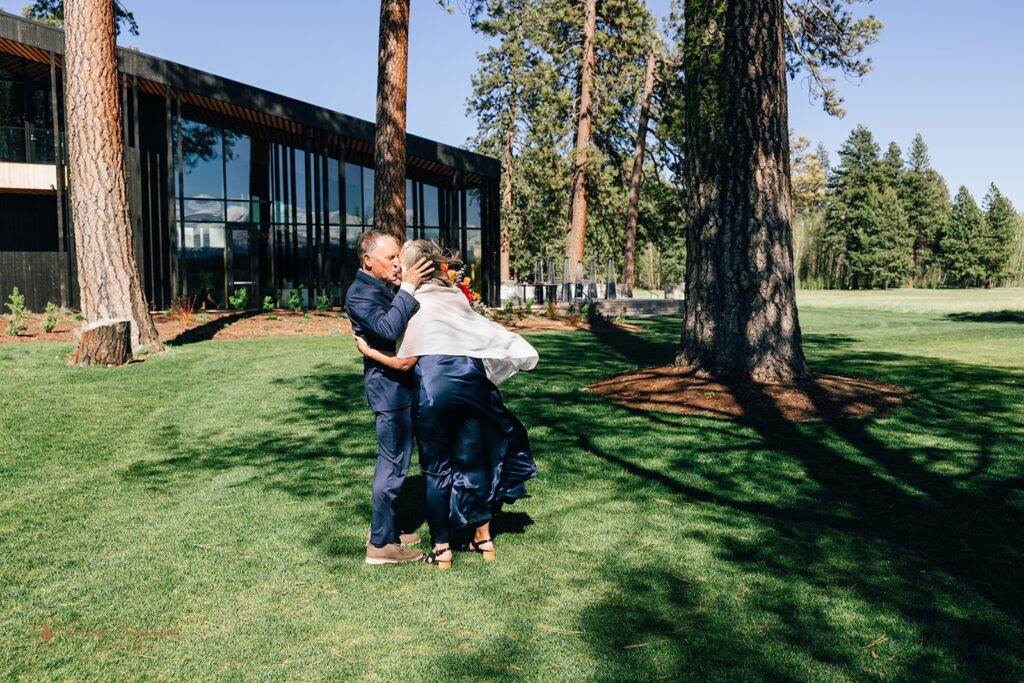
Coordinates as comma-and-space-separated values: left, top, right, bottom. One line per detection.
0, 309, 634, 345
498, 314, 644, 333
0, 310, 352, 345
586, 364, 907, 422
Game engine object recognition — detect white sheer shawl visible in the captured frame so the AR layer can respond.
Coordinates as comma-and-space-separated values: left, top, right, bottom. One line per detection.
396, 283, 538, 385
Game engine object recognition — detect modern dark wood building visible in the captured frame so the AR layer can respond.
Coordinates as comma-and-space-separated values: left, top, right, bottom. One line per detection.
0, 12, 500, 311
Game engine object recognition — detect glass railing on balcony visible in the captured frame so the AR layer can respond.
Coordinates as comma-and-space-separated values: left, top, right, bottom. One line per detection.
0, 125, 59, 164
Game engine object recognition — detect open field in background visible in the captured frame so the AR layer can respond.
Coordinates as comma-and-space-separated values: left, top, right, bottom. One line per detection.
1, 290, 1022, 681
796, 287, 1024, 314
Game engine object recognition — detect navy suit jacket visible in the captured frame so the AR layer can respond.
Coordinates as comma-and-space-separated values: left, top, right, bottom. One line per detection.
345, 269, 417, 412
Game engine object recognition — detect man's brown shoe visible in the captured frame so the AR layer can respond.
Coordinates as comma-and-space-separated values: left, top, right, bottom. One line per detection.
365, 543, 423, 565
366, 529, 422, 546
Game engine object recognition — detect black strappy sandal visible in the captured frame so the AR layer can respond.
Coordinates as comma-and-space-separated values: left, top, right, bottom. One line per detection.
423, 546, 452, 569
469, 537, 496, 561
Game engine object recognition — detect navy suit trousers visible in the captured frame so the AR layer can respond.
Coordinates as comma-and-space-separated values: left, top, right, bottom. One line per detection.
369, 405, 414, 547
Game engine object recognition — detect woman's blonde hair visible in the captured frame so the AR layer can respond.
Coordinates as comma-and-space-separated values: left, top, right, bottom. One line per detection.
400, 240, 463, 287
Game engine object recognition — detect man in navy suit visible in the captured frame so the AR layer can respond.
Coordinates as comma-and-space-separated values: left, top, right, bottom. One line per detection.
345, 230, 433, 564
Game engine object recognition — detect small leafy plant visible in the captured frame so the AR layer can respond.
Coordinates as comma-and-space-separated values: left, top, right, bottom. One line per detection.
614, 306, 628, 324
261, 295, 274, 313
228, 286, 249, 311
288, 285, 305, 312
266, 314, 279, 321
5, 287, 27, 336
545, 300, 558, 319
315, 295, 330, 312
41, 301, 59, 333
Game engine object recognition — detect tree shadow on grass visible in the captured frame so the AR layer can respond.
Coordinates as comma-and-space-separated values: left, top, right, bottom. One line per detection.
114, 323, 1023, 679
121, 359, 528, 559
120, 363, 391, 556
164, 311, 256, 345
507, 323, 1024, 680
946, 310, 1024, 324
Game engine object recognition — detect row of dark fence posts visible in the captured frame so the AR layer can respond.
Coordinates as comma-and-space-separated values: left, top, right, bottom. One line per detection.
525, 257, 618, 304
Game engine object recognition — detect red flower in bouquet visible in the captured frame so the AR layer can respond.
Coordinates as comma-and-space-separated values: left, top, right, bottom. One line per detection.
448, 265, 480, 304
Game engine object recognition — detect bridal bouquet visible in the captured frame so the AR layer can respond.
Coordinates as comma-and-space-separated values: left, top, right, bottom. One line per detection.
441, 262, 481, 305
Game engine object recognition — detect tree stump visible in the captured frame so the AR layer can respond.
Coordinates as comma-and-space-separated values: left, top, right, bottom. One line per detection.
68, 319, 133, 366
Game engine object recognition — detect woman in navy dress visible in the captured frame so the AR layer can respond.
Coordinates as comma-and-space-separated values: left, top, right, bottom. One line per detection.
354, 240, 538, 569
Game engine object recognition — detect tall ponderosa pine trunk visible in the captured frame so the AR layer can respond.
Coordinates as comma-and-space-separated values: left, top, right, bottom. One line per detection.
374, 0, 410, 240
622, 41, 658, 298
565, 0, 597, 268
500, 122, 515, 282
64, 0, 162, 357
677, 0, 808, 381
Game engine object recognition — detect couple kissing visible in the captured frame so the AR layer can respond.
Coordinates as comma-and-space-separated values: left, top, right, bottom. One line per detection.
344, 231, 538, 569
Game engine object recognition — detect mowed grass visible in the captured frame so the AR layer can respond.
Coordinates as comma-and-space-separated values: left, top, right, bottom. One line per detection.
1, 289, 1022, 681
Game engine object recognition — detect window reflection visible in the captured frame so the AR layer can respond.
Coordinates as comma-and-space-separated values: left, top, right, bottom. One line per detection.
181, 120, 223, 198
226, 200, 251, 222
224, 131, 251, 199
466, 229, 482, 289
362, 167, 374, 225
294, 149, 307, 223
183, 222, 226, 308
345, 162, 362, 225
327, 158, 340, 224
406, 179, 414, 228
423, 184, 440, 227
184, 198, 223, 222
465, 188, 481, 228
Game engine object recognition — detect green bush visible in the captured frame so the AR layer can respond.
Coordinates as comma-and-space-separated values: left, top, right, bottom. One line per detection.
266, 314, 279, 321
315, 295, 330, 311
288, 286, 305, 312
525, 300, 533, 315
614, 306, 628, 324
5, 287, 27, 336
261, 296, 274, 313
41, 301, 59, 333
228, 287, 249, 311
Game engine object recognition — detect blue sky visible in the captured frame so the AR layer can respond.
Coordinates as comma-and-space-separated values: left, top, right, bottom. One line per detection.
2, 0, 1020, 206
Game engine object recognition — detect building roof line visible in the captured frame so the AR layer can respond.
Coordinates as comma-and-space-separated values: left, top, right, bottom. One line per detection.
0, 11, 499, 179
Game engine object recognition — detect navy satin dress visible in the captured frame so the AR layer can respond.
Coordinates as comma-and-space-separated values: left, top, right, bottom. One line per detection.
413, 354, 537, 544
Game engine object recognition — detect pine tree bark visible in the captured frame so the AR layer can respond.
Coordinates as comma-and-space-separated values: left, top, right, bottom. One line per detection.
677, 0, 809, 382
623, 41, 658, 298
64, 0, 162, 357
565, 0, 597, 269
500, 122, 515, 282
374, 0, 410, 241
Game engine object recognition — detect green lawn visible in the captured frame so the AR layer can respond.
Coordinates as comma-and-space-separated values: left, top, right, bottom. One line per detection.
1, 289, 1022, 681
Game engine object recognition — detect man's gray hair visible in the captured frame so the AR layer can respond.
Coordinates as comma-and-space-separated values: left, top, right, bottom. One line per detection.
357, 230, 398, 262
